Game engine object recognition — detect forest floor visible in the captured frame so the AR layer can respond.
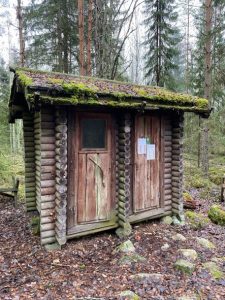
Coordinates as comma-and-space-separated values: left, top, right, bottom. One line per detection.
0, 193, 225, 300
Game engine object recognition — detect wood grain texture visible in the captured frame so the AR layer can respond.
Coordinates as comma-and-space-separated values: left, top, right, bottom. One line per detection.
133, 114, 162, 212
67, 111, 116, 236
23, 112, 36, 211
171, 113, 184, 218
55, 108, 67, 245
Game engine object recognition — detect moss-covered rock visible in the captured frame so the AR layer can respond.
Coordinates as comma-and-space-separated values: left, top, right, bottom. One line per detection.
183, 192, 193, 202
179, 249, 198, 261
130, 273, 163, 284
203, 261, 224, 280
208, 167, 224, 185
119, 253, 146, 265
161, 216, 173, 225
116, 240, 135, 253
208, 205, 225, 226
196, 237, 215, 249
175, 259, 195, 275
172, 233, 187, 242
185, 211, 210, 229
119, 290, 140, 300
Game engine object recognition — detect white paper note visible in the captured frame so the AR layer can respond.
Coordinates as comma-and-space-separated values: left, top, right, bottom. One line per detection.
147, 144, 155, 160
138, 138, 147, 154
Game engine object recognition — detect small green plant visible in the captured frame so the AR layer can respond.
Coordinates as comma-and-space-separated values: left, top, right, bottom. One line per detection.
185, 211, 210, 229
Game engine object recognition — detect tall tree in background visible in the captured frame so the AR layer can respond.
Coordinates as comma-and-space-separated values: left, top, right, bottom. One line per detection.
93, 0, 139, 79
16, 0, 25, 67
143, 0, 180, 87
200, 0, 213, 175
78, 0, 85, 75
23, 0, 78, 73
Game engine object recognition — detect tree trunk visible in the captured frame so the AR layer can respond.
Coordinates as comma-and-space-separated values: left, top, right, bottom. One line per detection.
200, 0, 213, 176
17, 0, 25, 67
78, 0, 85, 75
87, 0, 93, 76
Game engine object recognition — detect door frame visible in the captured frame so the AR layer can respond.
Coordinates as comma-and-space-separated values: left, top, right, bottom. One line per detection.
67, 110, 117, 236
129, 112, 165, 222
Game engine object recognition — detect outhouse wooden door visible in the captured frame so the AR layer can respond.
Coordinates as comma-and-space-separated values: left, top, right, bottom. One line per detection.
132, 114, 164, 217
67, 112, 116, 235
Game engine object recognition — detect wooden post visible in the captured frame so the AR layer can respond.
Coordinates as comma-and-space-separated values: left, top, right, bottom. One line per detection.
116, 113, 132, 237
163, 116, 172, 215
23, 113, 36, 211
38, 108, 57, 246
171, 113, 184, 220
55, 108, 68, 245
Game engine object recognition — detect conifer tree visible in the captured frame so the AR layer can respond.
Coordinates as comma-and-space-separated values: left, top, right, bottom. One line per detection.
143, 0, 181, 87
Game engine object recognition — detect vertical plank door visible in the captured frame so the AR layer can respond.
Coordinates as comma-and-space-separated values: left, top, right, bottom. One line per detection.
67, 112, 116, 235
133, 114, 162, 212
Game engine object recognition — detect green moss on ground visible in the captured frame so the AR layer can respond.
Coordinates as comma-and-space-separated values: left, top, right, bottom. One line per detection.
183, 191, 193, 202
203, 261, 224, 280
185, 211, 210, 229
208, 167, 224, 185
208, 205, 225, 226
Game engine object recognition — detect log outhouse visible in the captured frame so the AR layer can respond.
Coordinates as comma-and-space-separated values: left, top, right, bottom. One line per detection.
9, 68, 210, 246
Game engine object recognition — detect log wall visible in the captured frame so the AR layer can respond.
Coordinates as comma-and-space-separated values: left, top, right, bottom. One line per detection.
117, 113, 131, 228
163, 116, 172, 215
55, 108, 67, 245
39, 107, 56, 245
171, 113, 184, 217
23, 113, 36, 211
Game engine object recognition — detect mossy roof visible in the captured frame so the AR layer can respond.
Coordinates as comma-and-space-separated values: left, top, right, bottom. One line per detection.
9, 67, 210, 116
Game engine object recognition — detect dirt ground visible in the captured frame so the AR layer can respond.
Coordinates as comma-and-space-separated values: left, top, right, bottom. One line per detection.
0, 194, 225, 300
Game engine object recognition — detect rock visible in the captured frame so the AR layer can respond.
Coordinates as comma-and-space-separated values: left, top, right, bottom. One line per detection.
208, 205, 225, 226
172, 233, 186, 242
196, 237, 215, 249
119, 253, 146, 265
45, 243, 61, 251
161, 243, 170, 251
173, 215, 185, 226
179, 249, 198, 261
185, 211, 210, 230
116, 240, 135, 253
119, 290, 140, 300
130, 273, 163, 284
161, 216, 173, 225
175, 259, 195, 275
116, 222, 132, 238
203, 261, 224, 280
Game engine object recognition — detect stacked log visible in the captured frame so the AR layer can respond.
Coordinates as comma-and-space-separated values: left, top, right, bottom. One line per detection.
39, 108, 56, 245
163, 117, 172, 215
23, 113, 36, 211
117, 113, 131, 228
55, 109, 67, 245
171, 113, 184, 217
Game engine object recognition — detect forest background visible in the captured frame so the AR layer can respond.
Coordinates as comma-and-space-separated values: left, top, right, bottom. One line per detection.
0, 0, 225, 197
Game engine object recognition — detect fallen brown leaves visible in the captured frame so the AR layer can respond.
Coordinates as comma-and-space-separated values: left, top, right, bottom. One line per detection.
0, 194, 225, 299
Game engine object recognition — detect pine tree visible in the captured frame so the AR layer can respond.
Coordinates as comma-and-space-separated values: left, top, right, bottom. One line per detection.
143, 0, 181, 87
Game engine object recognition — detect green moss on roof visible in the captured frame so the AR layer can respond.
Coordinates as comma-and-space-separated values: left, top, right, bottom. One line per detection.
12, 67, 210, 113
